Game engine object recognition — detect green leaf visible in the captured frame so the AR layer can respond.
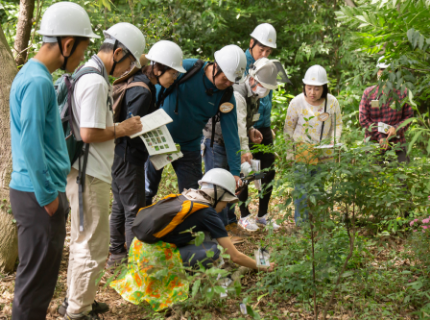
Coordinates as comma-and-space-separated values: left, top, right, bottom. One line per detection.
206, 287, 214, 299
194, 231, 205, 246
341, 270, 354, 278
214, 285, 226, 294
192, 279, 201, 297
246, 305, 261, 320
95, 270, 105, 286
234, 280, 242, 296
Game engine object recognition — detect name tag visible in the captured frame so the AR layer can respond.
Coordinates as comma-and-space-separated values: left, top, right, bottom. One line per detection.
219, 102, 234, 113
318, 112, 329, 122
370, 100, 380, 108
252, 113, 260, 122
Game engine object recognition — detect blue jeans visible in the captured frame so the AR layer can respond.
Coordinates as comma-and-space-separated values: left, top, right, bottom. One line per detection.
293, 165, 321, 225
203, 138, 237, 226
145, 150, 203, 205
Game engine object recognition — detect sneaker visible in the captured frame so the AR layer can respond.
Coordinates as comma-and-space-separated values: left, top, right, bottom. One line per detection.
106, 252, 127, 269
238, 216, 259, 232
64, 311, 100, 320
256, 214, 281, 231
58, 298, 109, 317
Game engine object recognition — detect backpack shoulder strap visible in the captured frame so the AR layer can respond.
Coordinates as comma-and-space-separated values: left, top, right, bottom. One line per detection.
126, 78, 151, 94
72, 66, 102, 83
157, 59, 205, 109
177, 59, 205, 84
210, 86, 234, 147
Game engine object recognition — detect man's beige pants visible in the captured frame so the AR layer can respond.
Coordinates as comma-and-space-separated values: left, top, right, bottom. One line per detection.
66, 168, 110, 314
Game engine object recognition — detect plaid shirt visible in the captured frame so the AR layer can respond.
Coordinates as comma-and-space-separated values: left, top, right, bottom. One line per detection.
359, 85, 413, 145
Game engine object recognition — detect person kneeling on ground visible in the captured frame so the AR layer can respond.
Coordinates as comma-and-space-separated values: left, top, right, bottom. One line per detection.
110, 168, 274, 311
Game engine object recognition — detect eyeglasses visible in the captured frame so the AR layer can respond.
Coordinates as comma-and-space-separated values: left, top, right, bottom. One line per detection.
379, 68, 386, 71
129, 60, 138, 70
170, 71, 180, 79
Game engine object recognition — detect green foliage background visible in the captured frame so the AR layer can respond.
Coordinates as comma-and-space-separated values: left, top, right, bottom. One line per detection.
2, 0, 430, 318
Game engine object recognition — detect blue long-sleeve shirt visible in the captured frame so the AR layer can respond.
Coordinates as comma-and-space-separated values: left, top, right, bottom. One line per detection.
157, 58, 241, 176
245, 49, 273, 129
9, 59, 70, 206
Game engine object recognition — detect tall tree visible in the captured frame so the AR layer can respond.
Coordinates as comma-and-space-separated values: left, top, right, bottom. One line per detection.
14, 0, 35, 66
0, 25, 18, 273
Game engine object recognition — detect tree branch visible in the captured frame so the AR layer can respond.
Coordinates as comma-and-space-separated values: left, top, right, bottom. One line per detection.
323, 203, 356, 319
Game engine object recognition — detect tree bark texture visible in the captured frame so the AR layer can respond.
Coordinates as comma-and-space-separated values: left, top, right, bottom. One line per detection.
0, 25, 18, 273
14, 0, 35, 66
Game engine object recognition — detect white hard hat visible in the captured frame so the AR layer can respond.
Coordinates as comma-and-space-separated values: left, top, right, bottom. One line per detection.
198, 168, 238, 203
377, 56, 390, 69
214, 45, 247, 84
302, 65, 328, 86
146, 40, 186, 73
250, 23, 277, 49
249, 58, 290, 90
37, 2, 99, 38
103, 23, 146, 68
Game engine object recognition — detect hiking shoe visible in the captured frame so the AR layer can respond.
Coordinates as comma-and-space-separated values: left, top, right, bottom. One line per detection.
106, 252, 127, 269
256, 214, 281, 231
238, 216, 259, 232
64, 311, 100, 320
58, 298, 109, 317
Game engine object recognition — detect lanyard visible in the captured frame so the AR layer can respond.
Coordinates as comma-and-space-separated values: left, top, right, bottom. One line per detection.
319, 98, 328, 142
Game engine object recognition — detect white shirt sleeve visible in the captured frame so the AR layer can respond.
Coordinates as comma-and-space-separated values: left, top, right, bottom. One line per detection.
74, 74, 110, 129
234, 91, 250, 152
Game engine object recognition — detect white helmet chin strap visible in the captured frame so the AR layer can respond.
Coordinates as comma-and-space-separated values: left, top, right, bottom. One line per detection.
213, 185, 226, 208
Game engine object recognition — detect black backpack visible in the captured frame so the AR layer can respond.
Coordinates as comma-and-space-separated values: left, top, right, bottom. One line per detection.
157, 60, 233, 147
132, 194, 210, 244
54, 62, 107, 232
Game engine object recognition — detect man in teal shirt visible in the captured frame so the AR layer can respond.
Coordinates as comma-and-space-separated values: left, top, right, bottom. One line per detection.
145, 45, 246, 205
8, 3, 99, 319
203, 23, 279, 230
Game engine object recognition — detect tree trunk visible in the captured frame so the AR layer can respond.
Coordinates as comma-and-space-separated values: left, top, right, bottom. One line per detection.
14, 0, 35, 66
0, 25, 18, 274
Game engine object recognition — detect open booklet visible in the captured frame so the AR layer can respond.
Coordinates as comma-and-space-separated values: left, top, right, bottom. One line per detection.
130, 109, 173, 139
149, 152, 184, 171
129, 109, 183, 168
139, 125, 177, 156
314, 143, 344, 149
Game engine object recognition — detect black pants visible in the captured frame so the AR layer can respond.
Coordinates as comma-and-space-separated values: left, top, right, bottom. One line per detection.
10, 189, 67, 320
179, 242, 220, 268
110, 153, 146, 254
239, 126, 276, 218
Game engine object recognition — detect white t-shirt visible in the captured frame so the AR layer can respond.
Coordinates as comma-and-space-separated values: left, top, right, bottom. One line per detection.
72, 57, 114, 184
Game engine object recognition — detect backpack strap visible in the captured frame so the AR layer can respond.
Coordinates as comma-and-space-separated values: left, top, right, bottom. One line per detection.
319, 98, 328, 142
125, 76, 151, 93
77, 143, 90, 232
157, 59, 205, 112
70, 66, 103, 233
210, 86, 234, 148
